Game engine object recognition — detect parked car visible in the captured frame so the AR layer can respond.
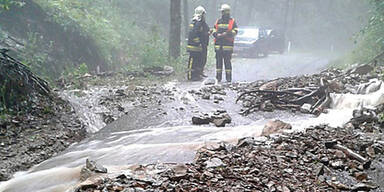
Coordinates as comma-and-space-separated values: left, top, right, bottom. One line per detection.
234, 27, 269, 58
266, 29, 285, 54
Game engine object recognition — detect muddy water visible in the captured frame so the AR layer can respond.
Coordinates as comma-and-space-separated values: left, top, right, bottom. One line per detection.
1, 54, 382, 192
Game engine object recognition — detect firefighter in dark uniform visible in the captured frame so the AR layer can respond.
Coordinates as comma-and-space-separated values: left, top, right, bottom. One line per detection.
212, 4, 238, 82
200, 19, 211, 78
187, 6, 207, 81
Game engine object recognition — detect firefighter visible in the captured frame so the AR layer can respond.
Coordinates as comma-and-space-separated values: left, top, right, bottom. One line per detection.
187, 6, 207, 81
212, 4, 238, 82
200, 17, 211, 78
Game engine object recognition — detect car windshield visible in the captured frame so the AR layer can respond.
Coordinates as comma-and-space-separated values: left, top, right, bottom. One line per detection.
236, 28, 259, 41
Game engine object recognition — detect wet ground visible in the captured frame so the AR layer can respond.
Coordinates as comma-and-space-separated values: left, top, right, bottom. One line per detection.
3, 53, 371, 192
229, 53, 329, 82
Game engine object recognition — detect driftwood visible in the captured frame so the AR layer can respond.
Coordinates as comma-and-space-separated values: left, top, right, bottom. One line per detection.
236, 77, 334, 116
325, 141, 371, 169
236, 90, 303, 103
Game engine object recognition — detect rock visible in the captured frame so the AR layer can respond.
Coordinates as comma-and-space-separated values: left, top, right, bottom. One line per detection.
102, 113, 114, 124
0, 169, 9, 182
300, 103, 312, 113
170, 164, 188, 180
86, 159, 108, 173
117, 105, 125, 112
80, 159, 108, 181
213, 95, 224, 101
354, 172, 368, 181
116, 89, 126, 96
192, 115, 210, 125
334, 150, 346, 159
201, 93, 210, 100
260, 100, 275, 112
260, 80, 280, 91
204, 79, 216, 85
351, 183, 378, 191
237, 137, 255, 148
205, 158, 225, 168
261, 120, 292, 136
212, 119, 226, 127
211, 114, 232, 127
330, 160, 344, 169
348, 64, 373, 75
328, 80, 344, 93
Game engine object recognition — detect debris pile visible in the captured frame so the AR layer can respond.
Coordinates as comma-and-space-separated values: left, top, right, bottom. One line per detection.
235, 68, 380, 116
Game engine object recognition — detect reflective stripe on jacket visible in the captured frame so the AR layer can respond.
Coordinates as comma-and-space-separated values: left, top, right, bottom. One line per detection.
187, 20, 205, 52
213, 17, 238, 52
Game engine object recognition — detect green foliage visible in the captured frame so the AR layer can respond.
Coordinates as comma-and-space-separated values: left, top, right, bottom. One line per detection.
74, 63, 89, 77
378, 112, 384, 124
350, 0, 384, 64
62, 63, 89, 79
33, 0, 176, 74
0, 80, 7, 110
0, 0, 24, 12
20, 32, 51, 82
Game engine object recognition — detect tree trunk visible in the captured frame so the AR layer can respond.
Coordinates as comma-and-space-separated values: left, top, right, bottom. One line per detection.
183, 0, 189, 39
169, 0, 181, 59
282, 0, 291, 44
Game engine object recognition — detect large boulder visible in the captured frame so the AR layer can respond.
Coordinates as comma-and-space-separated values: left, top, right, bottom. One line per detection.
211, 113, 232, 127
261, 120, 292, 136
192, 115, 211, 125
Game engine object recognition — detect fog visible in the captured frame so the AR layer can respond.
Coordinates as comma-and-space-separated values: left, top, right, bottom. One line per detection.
183, 0, 370, 55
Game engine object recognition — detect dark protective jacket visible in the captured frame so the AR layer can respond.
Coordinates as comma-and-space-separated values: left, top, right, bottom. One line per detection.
212, 17, 238, 52
187, 19, 209, 52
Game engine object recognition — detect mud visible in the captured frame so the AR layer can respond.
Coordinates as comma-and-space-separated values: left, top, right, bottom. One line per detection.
0, 94, 85, 181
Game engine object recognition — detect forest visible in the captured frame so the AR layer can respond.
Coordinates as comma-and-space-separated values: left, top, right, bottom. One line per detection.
0, 0, 380, 81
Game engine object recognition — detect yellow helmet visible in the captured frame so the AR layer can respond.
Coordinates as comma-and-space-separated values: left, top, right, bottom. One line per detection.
194, 6, 206, 17
220, 4, 231, 13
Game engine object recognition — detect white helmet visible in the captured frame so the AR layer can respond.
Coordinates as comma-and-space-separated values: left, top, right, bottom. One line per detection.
220, 4, 231, 12
194, 6, 206, 17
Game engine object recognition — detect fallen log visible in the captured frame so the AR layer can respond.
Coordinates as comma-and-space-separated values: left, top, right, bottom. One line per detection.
236, 90, 302, 103
282, 87, 317, 93
289, 86, 325, 105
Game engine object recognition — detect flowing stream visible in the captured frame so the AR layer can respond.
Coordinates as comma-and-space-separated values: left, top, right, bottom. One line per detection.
1, 80, 384, 192
1, 55, 384, 192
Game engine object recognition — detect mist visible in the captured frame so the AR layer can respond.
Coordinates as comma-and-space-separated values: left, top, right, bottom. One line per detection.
183, 0, 370, 56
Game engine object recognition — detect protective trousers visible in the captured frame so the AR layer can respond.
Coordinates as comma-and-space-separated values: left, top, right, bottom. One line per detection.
216, 50, 232, 82
187, 51, 202, 81
201, 46, 208, 75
